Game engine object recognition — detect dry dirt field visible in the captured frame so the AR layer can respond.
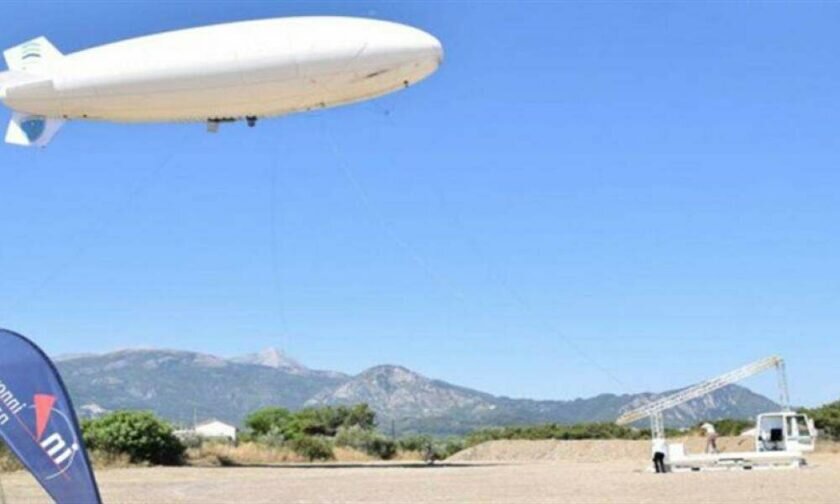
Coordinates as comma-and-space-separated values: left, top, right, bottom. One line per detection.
2, 440, 839, 503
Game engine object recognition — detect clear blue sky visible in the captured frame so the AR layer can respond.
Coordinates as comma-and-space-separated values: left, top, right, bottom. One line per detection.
1, 1, 838, 406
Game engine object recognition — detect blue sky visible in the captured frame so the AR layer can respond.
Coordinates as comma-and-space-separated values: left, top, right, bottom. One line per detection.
1, 1, 838, 406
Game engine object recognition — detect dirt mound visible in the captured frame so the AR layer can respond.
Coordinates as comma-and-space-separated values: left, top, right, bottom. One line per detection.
448, 436, 755, 462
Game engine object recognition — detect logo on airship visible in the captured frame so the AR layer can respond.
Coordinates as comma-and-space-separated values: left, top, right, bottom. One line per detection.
20, 116, 47, 143
20, 41, 42, 61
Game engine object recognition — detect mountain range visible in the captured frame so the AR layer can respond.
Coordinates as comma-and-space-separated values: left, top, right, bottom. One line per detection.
55, 348, 778, 435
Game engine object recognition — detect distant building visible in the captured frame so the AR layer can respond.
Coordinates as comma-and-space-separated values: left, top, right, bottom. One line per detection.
195, 419, 238, 442
175, 419, 238, 443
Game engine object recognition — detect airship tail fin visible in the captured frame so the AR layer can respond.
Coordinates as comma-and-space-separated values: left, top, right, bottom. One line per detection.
3, 36, 63, 74
5, 111, 65, 148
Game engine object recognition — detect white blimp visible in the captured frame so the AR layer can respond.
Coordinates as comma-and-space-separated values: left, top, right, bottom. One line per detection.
0, 17, 443, 147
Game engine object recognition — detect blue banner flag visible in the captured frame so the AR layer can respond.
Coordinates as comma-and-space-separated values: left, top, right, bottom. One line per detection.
0, 329, 102, 504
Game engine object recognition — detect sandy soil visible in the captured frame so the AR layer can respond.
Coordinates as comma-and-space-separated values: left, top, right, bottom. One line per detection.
1, 446, 838, 503
448, 437, 764, 462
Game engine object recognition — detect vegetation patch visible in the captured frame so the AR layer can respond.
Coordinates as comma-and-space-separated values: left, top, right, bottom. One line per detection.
82, 411, 186, 465
4, 399, 838, 472
803, 400, 840, 440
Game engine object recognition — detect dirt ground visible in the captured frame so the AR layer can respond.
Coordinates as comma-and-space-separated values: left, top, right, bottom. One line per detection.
2, 446, 838, 503
447, 436, 785, 462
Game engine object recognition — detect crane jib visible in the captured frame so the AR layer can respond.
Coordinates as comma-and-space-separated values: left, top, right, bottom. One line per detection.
615, 356, 786, 426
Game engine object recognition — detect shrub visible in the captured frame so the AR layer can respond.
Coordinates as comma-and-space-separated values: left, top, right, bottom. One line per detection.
437, 438, 466, 459
342, 404, 377, 431
397, 435, 433, 453
255, 428, 288, 448
366, 437, 398, 460
294, 404, 377, 437
335, 426, 397, 460
242, 404, 385, 462
289, 436, 334, 461
394, 435, 463, 462
0, 441, 22, 472
176, 431, 204, 449
335, 425, 370, 449
245, 404, 377, 440
245, 407, 293, 437
424, 438, 465, 462
803, 400, 840, 440
83, 411, 185, 465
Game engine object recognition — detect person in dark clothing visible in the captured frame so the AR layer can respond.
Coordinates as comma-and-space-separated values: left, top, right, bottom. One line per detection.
652, 451, 667, 473
652, 438, 668, 473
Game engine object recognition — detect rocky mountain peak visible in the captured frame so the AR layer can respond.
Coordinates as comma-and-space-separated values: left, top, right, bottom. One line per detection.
306, 364, 495, 420
233, 347, 307, 373
230, 348, 348, 379
359, 365, 427, 384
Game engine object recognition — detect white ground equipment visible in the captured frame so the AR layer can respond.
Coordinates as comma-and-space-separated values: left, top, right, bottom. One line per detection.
616, 356, 817, 472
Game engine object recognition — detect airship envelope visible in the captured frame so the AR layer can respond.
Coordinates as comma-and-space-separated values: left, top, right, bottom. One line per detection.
0, 17, 444, 147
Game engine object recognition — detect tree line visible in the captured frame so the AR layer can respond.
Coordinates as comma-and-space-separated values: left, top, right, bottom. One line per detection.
3, 399, 838, 469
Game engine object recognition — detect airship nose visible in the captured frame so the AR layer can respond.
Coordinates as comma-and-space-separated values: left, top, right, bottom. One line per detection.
409, 28, 444, 63
401, 26, 444, 65
361, 21, 443, 66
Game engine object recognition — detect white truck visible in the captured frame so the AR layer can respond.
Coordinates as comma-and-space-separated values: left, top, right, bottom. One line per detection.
616, 357, 818, 472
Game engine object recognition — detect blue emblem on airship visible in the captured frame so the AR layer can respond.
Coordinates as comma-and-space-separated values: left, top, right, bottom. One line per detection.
20, 117, 47, 142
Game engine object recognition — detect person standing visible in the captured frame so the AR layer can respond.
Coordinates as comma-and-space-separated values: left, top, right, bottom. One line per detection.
652, 437, 668, 473
702, 423, 719, 454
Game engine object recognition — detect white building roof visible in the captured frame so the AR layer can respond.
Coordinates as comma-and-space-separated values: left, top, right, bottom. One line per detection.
195, 419, 237, 430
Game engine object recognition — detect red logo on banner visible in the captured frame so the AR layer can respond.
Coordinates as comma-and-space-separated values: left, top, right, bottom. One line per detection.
34, 394, 56, 441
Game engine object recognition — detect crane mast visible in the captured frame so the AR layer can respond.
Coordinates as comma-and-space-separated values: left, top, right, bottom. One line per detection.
616, 356, 789, 440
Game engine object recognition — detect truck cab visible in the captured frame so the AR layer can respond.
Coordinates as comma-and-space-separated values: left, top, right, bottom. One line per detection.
756, 412, 816, 453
